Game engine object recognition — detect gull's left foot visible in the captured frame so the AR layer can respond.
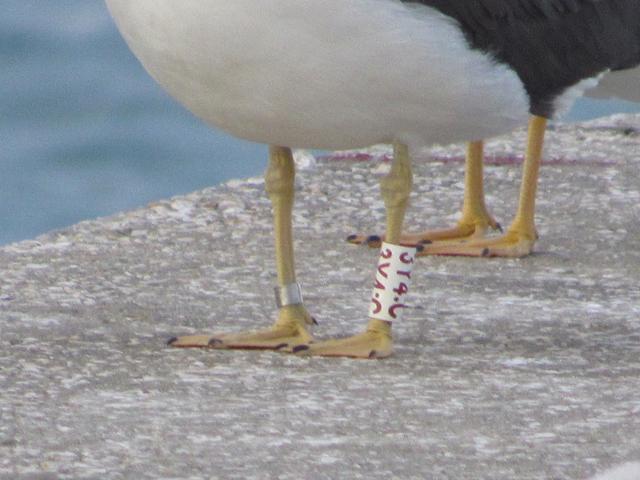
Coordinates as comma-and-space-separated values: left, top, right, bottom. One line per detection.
168, 305, 314, 350
346, 233, 384, 249
419, 229, 537, 258
291, 319, 392, 359
347, 215, 502, 249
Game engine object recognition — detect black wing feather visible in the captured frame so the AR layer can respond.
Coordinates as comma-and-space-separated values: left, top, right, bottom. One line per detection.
406, 0, 640, 116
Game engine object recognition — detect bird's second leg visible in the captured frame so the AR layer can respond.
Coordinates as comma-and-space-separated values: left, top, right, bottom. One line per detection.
421, 115, 547, 258
292, 142, 415, 359
348, 141, 500, 248
169, 146, 314, 350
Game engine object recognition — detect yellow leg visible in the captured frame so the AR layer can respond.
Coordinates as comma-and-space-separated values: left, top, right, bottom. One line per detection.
169, 146, 314, 349
293, 142, 413, 358
347, 140, 500, 248
421, 115, 547, 258
458, 141, 502, 237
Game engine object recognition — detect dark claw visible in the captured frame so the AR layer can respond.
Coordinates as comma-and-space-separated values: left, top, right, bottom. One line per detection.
346, 234, 358, 242
167, 337, 178, 346
419, 239, 433, 245
416, 244, 425, 253
312, 316, 319, 326
368, 350, 377, 359
293, 344, 310, 353
366, 235, 381, 244
208, 338, 223, 347
275, 343, 289, 350
481, 248, 490, 257
496, 222, 504, 233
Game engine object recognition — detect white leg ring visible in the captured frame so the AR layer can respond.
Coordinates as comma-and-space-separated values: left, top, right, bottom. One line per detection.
368, 242, 416, 322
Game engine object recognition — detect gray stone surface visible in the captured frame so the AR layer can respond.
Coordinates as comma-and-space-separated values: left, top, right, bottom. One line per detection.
1, 116, 639, 479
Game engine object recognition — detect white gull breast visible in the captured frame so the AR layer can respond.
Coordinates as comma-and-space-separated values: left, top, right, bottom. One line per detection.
105, 0, 529, 150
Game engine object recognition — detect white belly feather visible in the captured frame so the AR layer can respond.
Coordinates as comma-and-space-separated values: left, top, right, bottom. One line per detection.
105, 0, 528, 150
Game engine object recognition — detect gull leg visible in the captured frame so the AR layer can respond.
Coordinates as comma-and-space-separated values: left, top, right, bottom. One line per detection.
169, 146, 314, 349
421, 115, 547, 257
293, 142, 414, 359
348, 141, 500, 248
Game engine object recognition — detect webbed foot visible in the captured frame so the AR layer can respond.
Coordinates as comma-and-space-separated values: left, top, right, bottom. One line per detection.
419, 229, 537, 258
169, 305, 314, 350
291, 319, 392, 359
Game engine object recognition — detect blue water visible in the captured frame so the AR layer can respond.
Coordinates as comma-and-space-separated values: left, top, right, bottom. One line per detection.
1, 0, 266, 245
1, 1, 639, 245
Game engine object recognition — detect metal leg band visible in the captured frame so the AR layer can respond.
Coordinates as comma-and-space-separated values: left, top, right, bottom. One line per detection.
274, 283, 304, 308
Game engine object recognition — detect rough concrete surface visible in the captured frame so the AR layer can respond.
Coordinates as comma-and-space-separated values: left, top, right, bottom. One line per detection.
1, 115, 639, 479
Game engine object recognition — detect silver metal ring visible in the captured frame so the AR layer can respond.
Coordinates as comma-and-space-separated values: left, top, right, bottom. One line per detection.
274, 283, 303, 308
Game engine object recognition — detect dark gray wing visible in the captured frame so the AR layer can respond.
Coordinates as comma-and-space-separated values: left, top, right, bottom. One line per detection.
407, 0, 640, 116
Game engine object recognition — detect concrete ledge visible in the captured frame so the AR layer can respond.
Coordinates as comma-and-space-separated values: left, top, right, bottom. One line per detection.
1, 116, 639, 479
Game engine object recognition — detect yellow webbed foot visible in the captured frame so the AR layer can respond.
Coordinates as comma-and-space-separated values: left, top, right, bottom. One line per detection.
291, 319, 392, 359
168, 305, 314, 351
347, 217, 501, 249
347, 139, 501, 250
418, 229, 537, 258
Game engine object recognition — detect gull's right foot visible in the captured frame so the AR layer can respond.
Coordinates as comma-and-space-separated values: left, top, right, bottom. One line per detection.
290, 319, 392, 359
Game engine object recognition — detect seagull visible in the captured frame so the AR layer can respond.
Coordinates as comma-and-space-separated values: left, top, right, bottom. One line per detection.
347, 2, 640, 257
106, 0, 640, 358
383, 64, 640, 257
350, 63, 640, 258
422, 64, 639, 257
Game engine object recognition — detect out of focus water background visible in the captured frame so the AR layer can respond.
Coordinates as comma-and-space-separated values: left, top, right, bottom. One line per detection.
2, 0, 639, 245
